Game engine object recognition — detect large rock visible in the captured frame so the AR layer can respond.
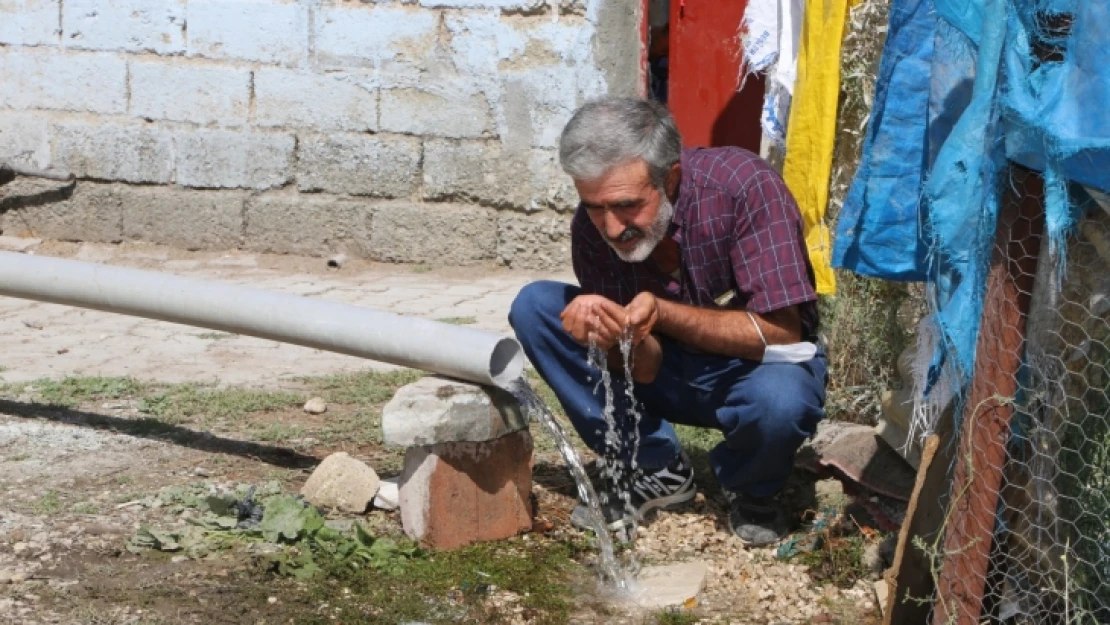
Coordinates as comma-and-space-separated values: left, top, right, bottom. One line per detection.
399, 430, 533, 550
382, 377, 528, 447
300, 452, 381, 514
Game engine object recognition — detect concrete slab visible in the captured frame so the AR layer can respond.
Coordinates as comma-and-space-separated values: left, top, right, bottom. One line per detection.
633, 561, 709, 609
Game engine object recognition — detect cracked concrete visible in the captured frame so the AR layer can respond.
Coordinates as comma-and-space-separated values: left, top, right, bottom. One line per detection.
0, 239, 571, 387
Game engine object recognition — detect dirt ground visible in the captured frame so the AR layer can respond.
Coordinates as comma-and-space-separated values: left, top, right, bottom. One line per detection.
0, 241, 885, 624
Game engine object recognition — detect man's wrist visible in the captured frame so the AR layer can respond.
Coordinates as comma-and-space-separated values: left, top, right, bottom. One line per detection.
655, 298, 673, 336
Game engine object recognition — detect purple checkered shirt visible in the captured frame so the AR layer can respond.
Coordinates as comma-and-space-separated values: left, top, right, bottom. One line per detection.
571, 147, 820, 340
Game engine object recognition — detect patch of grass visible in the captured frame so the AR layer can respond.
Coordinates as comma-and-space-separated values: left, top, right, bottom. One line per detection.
792, 531, 871, 589
5, 453, 30, 462
305, 369, 423, 406
138, 384, 304, 422
652, 609, 699, 625
411, 264, 433, 273
306, 536, 584, 624
674, 425, 725, 496
23, 376, 146, 407
33, 490, 62, 515
252, 423, 306, 444
195, 331, 237, 340
434, 316, 477, 326
72, 502, 100, 515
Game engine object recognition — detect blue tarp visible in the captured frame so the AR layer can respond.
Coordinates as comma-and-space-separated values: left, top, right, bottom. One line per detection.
832, 0, 1110, 386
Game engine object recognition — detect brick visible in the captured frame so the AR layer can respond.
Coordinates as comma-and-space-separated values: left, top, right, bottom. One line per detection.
399, 430, 533, 550
497, 211, 571, 270
53, 121, 173, 183
255, 69, 377, 132
0, 0, 60, 46
296, 133, 419, 198
187, 0, 308, 65
423, 140, 575, 211
244, 194, 371, 257
62, 0, 185, 54
120, 185, 244, 250
0, 111, 52, 169
176, 129, 295, 190
315, 5, 437, 67
382, 377, 527, 447
130, 60, 250, 125
1, 181, 121, 243
381, 88, 491, 138
0, 49, 126, 114
370, 202, 497, 264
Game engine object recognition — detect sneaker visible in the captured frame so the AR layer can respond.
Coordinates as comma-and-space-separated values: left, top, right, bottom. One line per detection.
570, 451, 696, 534
725, 490, 788, 547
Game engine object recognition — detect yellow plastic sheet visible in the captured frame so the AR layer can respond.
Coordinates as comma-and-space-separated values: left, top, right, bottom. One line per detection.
782, 0, 858, 295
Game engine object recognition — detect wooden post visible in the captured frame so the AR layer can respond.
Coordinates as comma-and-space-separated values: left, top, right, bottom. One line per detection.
931, 167, 1045, 624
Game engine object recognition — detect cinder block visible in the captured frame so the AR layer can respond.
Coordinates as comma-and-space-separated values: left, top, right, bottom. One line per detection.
444, 11, 526, 79
62, 0, 185, 54
296, 133, 419, 198
54, 120, 173, 183
187, 0, 308, 65
423, 140, 576, 211
244, 194, 372, 257
255, 69, 377, 132
500, 67, 581, 148
420, 0, 544, 8
380, 88, 491, 139
399, 430, 533, 550
314, 5, 437, 66
0, 0, 60, 46
0, 111, 52, 169
176, 129, 295, 190
130, 60, 250, 125
370, 202, 497, 264
0, 49, 127, 114
497, 211, 572, 270
1, 182, 122, 243
120, 186, 245, 251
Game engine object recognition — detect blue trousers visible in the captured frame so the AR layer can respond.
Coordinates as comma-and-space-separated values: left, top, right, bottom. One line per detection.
509, 281, 828, 498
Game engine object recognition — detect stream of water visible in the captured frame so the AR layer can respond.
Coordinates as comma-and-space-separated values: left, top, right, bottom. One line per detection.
504, 331, 643, 592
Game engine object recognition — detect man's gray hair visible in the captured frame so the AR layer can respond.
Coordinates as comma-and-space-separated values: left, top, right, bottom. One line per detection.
558, 97, 682, 188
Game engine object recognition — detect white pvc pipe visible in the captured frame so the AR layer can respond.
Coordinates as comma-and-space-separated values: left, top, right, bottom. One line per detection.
0, 251, 524, 388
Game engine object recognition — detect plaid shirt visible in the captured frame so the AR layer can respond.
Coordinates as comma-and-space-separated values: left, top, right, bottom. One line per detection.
571, 147, 820, 339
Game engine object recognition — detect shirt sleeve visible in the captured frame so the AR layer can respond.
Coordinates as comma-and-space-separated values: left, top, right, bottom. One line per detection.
729, 169, 818, 314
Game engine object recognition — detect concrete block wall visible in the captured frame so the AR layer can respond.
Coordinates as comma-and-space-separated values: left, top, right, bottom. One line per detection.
0, 0, 641, 270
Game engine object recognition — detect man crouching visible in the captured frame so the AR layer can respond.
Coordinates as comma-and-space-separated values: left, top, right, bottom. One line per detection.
509, 97, 827, 547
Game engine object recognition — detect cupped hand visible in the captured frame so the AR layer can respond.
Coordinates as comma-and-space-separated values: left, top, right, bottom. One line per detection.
559, 294, 628, 350
626, 292, 659, 346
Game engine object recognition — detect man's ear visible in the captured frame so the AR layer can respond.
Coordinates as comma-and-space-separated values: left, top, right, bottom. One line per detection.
665, 163, 681, 199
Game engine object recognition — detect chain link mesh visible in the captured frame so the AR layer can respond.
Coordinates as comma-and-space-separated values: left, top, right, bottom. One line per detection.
917, 170, 1110, 624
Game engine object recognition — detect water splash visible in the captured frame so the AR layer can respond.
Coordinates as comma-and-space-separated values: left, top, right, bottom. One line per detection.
505, 378, 632, 589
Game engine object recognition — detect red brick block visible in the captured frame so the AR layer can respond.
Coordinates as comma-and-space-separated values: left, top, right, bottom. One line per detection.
399, 430, 533, 550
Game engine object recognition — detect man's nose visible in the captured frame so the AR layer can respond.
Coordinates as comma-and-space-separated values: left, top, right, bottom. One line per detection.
603, 211, 625, 240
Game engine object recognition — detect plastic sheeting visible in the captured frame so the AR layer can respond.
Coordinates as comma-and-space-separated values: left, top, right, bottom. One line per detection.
833, 0, 1110, 390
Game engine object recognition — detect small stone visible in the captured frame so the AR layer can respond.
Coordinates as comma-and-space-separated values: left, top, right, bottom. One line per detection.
9, 572, 27, 584
303, 397, 327, 415
268, 596, 278, 604
12, 543, 28, 556
633, 561, 710, 608
300, 452, 380, 513
373, 478, 399, 511
862, 542, 885, 576
383, 377, 527, 447
194, 467, 210, 478
0, 570, 13, 584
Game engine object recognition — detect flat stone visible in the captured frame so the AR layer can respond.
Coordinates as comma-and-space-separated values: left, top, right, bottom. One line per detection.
399, 430, 532, 550
382, 376, 527, 447
874, 579, 890, 616
303, 397, 327, 415
300, 452, 380, 513
0, 236, 41, 252
633, 561, 710, 608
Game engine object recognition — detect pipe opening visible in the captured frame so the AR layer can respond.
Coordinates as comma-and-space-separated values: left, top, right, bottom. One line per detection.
488, 337, 526, 389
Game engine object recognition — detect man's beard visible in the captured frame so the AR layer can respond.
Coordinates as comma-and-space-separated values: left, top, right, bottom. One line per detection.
607, 194, 675, 263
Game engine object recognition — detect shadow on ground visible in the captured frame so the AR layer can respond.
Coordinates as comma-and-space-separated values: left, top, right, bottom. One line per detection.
0, 398, 320, 470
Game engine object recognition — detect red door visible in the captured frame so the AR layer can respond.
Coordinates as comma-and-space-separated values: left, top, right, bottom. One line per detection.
667, 0, 765, 150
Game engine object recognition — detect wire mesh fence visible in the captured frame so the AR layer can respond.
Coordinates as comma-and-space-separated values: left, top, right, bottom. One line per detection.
912, 168, 1110, 624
